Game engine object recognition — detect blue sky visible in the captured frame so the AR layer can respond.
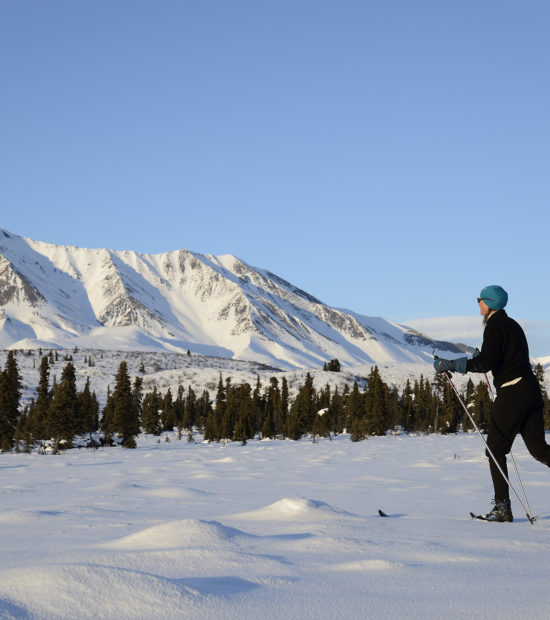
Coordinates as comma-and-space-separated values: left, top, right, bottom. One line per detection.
2, 1, 549, 355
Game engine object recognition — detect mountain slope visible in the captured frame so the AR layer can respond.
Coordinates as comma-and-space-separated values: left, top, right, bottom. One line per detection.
0, 229, 468, 369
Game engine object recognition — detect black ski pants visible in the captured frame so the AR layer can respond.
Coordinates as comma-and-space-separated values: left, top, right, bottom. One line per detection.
486, 373, 550, 502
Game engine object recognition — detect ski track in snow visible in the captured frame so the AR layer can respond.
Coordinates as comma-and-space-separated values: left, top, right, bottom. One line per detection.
2, 433, 550, 619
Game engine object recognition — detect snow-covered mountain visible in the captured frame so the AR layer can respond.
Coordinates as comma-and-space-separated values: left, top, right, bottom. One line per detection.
0, 229, 469, 369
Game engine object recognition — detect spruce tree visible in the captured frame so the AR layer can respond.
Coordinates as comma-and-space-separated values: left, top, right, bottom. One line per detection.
222, 381, 237, 439
364, 366, 389, 436
101, 386, 115, 445
213, 375, 226, 438
174, 384, 185, 433
141, 387, 161, 435
0, 372, 13, 451
182, 386, 197, 431
203, 412, 218, 442
413, 375, 434, 432
344, 381, 364, 433
329, 386, 345, 435
312, 406, 330, 439
472, 381, 492, 433
262, 378, 282, 439
33, 356, 52, 439
534, 363, 550, 429
433, 372, 461, 433
132, 377, 143, 426
280, 376, 289, 431
401, 379, 415, 432
232, 384, 254, 444
0, 351, 22, 450
463, 378, 477, 432
251, 376, 265, 435
288, 373, 316, 439
197, 389, 213, 432
161, 388, 176, 431
49, 362, 78, 451
112, 361, 139, 447
78, 377, 99, 439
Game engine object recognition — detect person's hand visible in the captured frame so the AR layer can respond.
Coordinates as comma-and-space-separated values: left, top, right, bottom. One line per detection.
433, 357, 467, 374
433, 358, 452, 373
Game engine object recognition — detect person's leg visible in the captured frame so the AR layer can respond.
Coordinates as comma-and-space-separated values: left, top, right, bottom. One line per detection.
486, 390, 524, 501
519, 377, 550, 466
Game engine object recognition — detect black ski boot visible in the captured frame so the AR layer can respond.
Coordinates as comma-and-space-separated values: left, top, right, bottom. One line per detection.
481, 499, 514, 522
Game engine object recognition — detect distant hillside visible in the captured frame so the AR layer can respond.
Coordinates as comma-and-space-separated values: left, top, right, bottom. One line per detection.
1, 229, 469, 370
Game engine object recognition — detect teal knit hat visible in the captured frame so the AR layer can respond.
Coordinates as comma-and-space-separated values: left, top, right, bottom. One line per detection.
479, 285, 508, 310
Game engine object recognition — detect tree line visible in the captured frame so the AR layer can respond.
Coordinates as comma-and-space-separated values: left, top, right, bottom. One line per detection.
1, 352, 549, 452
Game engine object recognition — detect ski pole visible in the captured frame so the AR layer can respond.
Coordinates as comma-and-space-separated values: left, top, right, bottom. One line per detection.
480, 369, 534, 520
441, 369, 536, 525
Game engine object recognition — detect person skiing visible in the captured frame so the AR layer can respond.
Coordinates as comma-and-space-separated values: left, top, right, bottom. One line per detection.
433, 285, 550, 522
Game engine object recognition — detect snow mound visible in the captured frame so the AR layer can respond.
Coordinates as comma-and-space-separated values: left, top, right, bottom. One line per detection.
0, 564, 200, 620
141, 487, 210, 500
329, 559, 403, 571
235, 496, 357, 521
105, 518, 249, 550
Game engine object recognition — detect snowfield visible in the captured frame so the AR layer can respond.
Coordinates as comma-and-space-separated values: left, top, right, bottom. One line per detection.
2, 432, 550, 619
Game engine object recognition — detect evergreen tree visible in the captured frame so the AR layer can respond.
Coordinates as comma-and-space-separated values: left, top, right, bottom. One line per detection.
387, 386, 400, 432
197, 389, 213, 432
0, 373, 13, 451
15, 407, 32, 453
346, 382, 366, 441
32, 355, 52, 439
0, 351, 22, 450
203, 412, 218, 442
141, 387, 161, 435
182, 385, 197, 431
364, 366, 389, 436
78, 377, 99, 439
251, 376, 265, 435
49, 362, 78, 451
344, 381, 364, 433
329, 386, 345, 435
462, 378, 477, 432
534, 363, 550, 429
132, 376, 143, 426
472, 381, 492, 433
280, 377, 289, 433
433, 371, 461, 433
288, 373, 316, 439
413, 375, 435, 432
232, 383, 254, 444
220, 378, 236, 439
400, 379, 415, 432
212, 375, 226, 440
101, 386, 116, 445
112, 361, 139, 447
161, 388, 176, 431
174, 384, 185, 433
262, 377, 283, 438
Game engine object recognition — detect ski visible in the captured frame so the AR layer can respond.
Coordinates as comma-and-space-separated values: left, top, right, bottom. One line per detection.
470, 511, 537, 523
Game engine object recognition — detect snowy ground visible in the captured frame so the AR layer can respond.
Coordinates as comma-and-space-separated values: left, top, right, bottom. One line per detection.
2, 432, 550, 619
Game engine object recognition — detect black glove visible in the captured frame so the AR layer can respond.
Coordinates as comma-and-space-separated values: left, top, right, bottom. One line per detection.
433, 357, 467, 374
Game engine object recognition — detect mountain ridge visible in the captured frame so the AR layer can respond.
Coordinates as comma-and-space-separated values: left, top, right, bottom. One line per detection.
0, 229, 469, 369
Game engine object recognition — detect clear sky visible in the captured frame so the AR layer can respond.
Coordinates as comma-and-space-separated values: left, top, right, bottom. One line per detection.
2, 1, 549, 354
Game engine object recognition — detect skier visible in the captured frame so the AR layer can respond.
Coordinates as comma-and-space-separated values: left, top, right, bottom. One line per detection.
433, 285, 550, 522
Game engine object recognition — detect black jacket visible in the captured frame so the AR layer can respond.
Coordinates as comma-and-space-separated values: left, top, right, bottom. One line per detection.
466, 310, 533, 390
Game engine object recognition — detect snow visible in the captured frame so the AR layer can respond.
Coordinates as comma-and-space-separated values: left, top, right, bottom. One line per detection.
2, 432, 550, 619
